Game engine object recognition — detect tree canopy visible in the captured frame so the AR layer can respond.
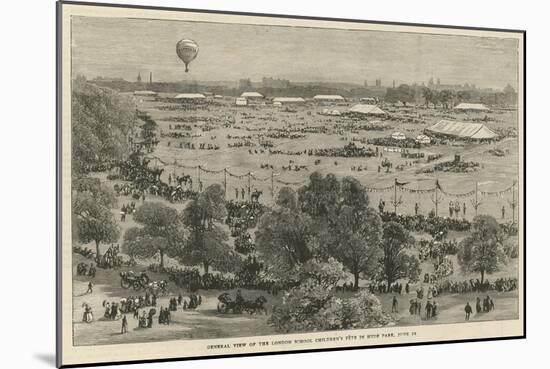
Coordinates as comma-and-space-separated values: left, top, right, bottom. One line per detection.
379, 221, 419, 288
180, 184, 237, 273
72, 183, 120, 262
72, 77, 138, 174
458, 215, 507, 283
129, 202, 183, 268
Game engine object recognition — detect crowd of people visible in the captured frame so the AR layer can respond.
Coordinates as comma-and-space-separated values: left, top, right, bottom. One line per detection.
436, 277, 518, 294
97, 244, 122, 269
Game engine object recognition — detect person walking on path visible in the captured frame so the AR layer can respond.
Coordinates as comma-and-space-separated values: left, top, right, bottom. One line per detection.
465, 302, 472, 321
121, 315, 128, 334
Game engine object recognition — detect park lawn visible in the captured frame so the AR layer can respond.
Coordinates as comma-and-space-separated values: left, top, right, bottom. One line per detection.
72, 250, 519, 346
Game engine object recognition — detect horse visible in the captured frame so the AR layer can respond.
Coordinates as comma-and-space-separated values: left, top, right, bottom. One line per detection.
242, 296, 268, 315
217, 292, 242, 314
251, 189, 263, 202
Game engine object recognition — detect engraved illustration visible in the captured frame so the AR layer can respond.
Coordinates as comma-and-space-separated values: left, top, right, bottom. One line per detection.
69, 15, 521, 347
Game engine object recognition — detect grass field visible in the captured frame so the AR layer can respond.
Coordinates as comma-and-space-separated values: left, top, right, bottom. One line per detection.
71, 95, 520, 346
72, 250, 518, 346
132, 95, 519, 221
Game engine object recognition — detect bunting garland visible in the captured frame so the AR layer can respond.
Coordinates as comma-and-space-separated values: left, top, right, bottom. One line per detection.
275, 178, 308, 186
365, 185, 394, 193
143, 157, 516, 200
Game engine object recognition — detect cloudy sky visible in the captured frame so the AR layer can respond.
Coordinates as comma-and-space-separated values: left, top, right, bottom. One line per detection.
72, 16, 519, 89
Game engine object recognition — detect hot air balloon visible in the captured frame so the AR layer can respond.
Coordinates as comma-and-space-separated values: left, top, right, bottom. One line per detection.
176, 39, 199, 73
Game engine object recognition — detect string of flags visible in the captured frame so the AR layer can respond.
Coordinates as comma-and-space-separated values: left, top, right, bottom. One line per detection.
144, 156, 516, 198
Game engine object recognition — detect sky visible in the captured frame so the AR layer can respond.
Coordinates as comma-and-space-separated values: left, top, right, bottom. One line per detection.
71, 16, 520, 89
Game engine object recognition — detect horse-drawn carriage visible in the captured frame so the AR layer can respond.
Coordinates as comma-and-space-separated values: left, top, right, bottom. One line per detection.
120, 271, 150, 291
217, 292, 267, 315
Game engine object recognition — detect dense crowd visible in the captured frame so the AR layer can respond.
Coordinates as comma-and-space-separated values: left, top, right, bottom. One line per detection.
436, 277, 518, 294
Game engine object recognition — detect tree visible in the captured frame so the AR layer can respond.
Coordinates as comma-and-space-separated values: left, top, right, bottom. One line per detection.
298, 172, 340, 220
438, 89, 455, 109
334, 208, 383, 290
422, 88, 434, 108
379, 221, 418, 289
276, 186, 298, 211
458, 215, 507, 283
73, 183, 120, 262
255, 206, 314, 279
131, 202, 182, 268
180, 184, 236, 273
72, 78, 138, 174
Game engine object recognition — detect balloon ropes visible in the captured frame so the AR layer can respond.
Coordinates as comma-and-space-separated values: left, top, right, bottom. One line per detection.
176, 39, 199, 73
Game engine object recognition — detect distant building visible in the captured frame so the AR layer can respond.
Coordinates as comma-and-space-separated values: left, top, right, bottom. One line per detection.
272, 97, 305, 105
149, 72, 153, 84
239, 78, 253, 90
137, 72, 142, 83
375, 79, 382, 87
453, 103, 490, 112
262, 77, 290, 89
313, 95, 345, 102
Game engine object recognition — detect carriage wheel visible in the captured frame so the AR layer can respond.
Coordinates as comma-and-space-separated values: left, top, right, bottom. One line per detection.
133, 281, 142, 291
121, 279, 131, 289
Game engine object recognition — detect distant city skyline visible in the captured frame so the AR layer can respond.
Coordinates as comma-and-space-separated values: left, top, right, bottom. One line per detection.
72, 16, 519, 90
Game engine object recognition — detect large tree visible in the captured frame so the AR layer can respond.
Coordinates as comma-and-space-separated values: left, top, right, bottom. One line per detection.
180, 184, 236, 273
379, 221, 419, 289
334, 207, 383, 290
72, 77, 138, 174
298, 172, 340, 220
255, 206, 314, 279
72, 183, 120, 262
131, 202, 183, 268
458, 215, 507, 283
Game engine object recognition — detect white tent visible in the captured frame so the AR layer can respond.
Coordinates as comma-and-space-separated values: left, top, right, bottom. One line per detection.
235, 97, 248, 106
241, 91, 264, 98
391, 132, 406, 140
273, 101, 282, 107
349, 104, 387, 116
273, 97, 305, 104
174, 93, 206, 100
453, 103, 490, 111
313, 95, 345, 101
360, 97, 376, 104
426, 120, 498, 140
416, 134, 431, 144
134, 90, 157, 96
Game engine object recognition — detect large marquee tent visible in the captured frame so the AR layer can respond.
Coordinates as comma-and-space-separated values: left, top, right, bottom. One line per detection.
453, 103, 490, 111
426, 120, 498, 140
349, 104, 388, 116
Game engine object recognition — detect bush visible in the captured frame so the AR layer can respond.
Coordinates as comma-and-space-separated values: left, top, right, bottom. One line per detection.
269, 283, 392, 332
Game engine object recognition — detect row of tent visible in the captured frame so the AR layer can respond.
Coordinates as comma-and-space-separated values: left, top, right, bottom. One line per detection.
135, 90, 491, 112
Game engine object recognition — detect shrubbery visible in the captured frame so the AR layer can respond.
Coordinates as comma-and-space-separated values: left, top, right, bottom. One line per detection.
269, 258, 393, 332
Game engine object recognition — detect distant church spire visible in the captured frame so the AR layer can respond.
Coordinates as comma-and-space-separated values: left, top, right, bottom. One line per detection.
149, 72, 153, 84
137, 72, 142, 83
